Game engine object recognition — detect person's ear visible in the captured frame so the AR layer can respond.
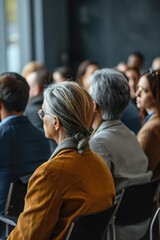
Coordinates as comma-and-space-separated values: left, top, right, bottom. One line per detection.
0, 101, 4, 121
93, 101, 100, 112
53, 116, 61, 131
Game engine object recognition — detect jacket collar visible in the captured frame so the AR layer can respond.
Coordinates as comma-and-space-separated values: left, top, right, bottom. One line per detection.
92, 119, 122, 136
49, 137, 77, 159
0, 115, 28, 126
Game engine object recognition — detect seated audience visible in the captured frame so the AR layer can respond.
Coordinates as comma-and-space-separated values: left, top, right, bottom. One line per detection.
24, 66, 57, 153
89, 68, 152, 194
0, 72, 50, 237
7, 82, 115, 240
52, 66, 74, 84
25, 69, 49, 129
21, 61, 47, 78
125, 67, 140, 104
116, 61, 128, 73
121, 67, 142, 134
121, 100, 142, 134
127, 51, 145, 73
136, 68, 160, 180
88, 68, 152, 240
152, 56, 160, 70
76, 59, 99, 90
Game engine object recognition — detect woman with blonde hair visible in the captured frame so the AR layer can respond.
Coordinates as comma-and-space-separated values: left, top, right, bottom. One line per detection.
8, 82, 115, 240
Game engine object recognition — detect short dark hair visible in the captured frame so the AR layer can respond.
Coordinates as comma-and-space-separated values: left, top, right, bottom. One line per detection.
128, 51, 144, 66
0, 72, 29, 112
53, 66, 74, 82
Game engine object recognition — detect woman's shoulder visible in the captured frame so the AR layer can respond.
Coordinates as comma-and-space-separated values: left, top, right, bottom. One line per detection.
137, 115, 160, 143
142, 115, 160, 131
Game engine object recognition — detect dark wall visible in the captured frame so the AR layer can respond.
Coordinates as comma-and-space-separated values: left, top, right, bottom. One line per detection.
42, 0, 70, 71
69, 0, 160, 70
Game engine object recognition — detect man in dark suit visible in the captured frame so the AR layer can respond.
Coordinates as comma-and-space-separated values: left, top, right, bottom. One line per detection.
24, 70, 47, 129
24, 69, 57, 152
0, 72, 50, 236
121, 100, 142, 134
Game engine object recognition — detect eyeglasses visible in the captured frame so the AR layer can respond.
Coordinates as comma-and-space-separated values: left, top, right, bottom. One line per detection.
136, 86, 150, 96
38, 109, 51, 120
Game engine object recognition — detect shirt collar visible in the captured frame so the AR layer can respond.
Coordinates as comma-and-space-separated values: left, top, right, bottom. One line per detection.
144, 112, 155, 123
0, 115, 20, 125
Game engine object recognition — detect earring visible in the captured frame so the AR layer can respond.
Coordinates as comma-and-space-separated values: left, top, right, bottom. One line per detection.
55, 126, 58, 131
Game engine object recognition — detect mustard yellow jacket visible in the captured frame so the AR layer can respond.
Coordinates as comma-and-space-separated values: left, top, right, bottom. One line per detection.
8, 138, 115, 240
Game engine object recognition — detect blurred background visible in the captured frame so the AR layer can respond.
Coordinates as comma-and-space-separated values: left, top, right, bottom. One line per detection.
0, 0, 160, 73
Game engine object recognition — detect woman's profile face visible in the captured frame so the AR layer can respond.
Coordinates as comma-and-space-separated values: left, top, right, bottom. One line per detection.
41, 103, 56, 140
135, 75, 156, 111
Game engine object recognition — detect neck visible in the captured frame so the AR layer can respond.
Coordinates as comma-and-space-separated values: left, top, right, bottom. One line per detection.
54, 128, 69, 145
92, 112, 103, 132
146, 107, 158, 115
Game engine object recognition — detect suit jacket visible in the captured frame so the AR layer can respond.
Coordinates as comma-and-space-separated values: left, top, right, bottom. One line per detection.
24, 94, 57, 153
89, 120, 152, 194
137, 114, 160, 180
24, 94, 44, 129
7, 137, 115, 240
0, 115, 50, 213
121, 100, 142, 134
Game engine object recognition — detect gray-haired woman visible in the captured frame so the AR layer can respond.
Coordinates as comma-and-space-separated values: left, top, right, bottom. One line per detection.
8, 82, 115, 240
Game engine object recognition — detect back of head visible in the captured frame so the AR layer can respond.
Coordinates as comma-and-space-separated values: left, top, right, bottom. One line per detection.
116, 62, 128, 73
126, 66, 140, 74
89, 68, 130, 120
127, 52, 144, 70
125, 67, 140, 84
44, 82, 94, 152
53, 66, 74, 84
76, 60, 99, 84
152, 56, 160, 70
21, 61, 47, 78
0, 72, 29, 112
26, 69, 49, 90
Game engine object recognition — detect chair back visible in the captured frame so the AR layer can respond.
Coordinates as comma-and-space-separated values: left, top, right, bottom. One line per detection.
65, 203, 117, 240
0, 174, 31, 238
149, 206, 160, 240
4, 174, 31, 217
115, 178, 160, 225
